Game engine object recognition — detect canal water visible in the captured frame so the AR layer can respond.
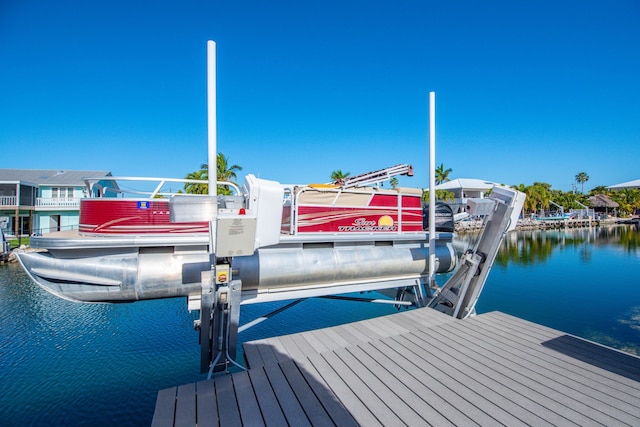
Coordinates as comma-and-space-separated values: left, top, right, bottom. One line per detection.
1, 225, 639, 426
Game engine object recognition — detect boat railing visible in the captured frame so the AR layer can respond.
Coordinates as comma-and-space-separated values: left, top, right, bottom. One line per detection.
285, 184, 423, 235
281, 186, 295, 235
33, 224, 79, 236
569, 208, 594, 220
82, 176, 240, 199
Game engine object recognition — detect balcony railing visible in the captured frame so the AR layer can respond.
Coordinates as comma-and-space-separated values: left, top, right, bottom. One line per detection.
0, 196, 17, 206
0, 196, 81, 208
35, 197, 81, 208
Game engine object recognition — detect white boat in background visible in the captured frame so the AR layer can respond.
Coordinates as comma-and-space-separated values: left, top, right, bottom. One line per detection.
535, 213, 574, 221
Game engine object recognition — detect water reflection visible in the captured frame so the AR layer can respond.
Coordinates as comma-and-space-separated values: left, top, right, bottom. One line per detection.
618, 225, 640, 253
475, 223, 640, 357
480, 224, 640, 267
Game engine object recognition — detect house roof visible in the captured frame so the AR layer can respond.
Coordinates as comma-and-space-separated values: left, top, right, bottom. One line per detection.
434, 178, 499, 191
608, 179, 640, 189
0, 169, 112, 186
589, 194, 619, 208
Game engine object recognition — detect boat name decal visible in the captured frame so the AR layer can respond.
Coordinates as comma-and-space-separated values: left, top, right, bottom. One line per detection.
338, 217, 396, 232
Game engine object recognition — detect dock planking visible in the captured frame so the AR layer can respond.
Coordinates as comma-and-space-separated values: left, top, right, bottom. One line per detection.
152, 309, 640, 426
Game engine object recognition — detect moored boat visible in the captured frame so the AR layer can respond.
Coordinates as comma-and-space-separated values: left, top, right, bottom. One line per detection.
17, 167, 458, 304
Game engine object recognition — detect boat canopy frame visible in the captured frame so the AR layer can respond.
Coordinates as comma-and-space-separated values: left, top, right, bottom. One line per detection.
83, 176, 240, 199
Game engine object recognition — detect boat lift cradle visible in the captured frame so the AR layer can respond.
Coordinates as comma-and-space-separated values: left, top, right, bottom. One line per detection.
188, 179, 524, 373
167, 172, 453, 374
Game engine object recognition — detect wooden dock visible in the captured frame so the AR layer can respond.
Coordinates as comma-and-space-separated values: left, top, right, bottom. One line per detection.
152, 309, 640, 426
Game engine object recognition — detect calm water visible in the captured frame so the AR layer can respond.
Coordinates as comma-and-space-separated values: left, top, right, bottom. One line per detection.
1, 225, 639, 426
477, 225, 640, 354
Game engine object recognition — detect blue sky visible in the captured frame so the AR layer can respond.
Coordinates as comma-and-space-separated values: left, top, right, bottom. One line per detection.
1, 1, 638, 192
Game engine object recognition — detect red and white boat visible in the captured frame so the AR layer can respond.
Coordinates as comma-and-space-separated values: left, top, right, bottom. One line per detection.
17, 165, 459, 304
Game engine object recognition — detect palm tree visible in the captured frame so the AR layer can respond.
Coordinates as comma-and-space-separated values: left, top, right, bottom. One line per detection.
330, 170, 350, 185
184, 164, 208, 194
435, 163, 452, 185
184, 154, 243, 195
610, 188, 640, 216
525, 183, 552, 215
513, 184, 534, 214
390, 177, 398, 189
421, 189, 455, 203
575, 172, 589, 194
589, 186, 609, 195
217, 154, 242, 195
512, 182, 551, 215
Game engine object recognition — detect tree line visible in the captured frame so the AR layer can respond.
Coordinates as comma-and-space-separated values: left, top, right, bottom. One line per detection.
434, 168, 640, 217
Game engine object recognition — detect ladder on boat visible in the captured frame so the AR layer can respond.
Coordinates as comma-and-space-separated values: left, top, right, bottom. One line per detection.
334, 164, 414, 188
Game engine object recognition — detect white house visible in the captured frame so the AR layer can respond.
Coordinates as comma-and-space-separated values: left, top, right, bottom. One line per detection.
434, 178, 500, 213
608, 179, 640, 189
0, 169, 116, 236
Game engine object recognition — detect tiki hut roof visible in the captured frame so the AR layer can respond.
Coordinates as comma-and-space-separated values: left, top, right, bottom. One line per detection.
588, 194, 619, 208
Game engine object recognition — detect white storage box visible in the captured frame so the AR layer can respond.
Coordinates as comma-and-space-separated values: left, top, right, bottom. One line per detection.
170, 195, 218, 222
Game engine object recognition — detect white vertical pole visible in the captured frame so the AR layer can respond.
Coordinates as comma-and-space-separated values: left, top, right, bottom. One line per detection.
428, 92, 436, 286
207, 40, 217, 197
207, 41, 218, 258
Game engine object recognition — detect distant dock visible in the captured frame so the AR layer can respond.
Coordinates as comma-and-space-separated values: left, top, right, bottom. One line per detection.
0, 248, 11, 264
0, 231, 10, 263
514, 217, 595, 230
456, 217, 633, 233
152, 308, 640, 426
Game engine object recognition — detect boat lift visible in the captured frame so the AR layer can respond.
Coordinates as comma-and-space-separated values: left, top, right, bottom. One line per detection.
549, 199, 566, 217
187, 181, 524, 374
427, 186, 524, 318
190, 41, 525, 374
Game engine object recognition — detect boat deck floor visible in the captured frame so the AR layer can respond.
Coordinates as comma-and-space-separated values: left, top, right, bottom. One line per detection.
152, 309, 640, 426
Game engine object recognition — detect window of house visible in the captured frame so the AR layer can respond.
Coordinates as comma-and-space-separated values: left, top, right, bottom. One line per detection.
51, 187, 74, 198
